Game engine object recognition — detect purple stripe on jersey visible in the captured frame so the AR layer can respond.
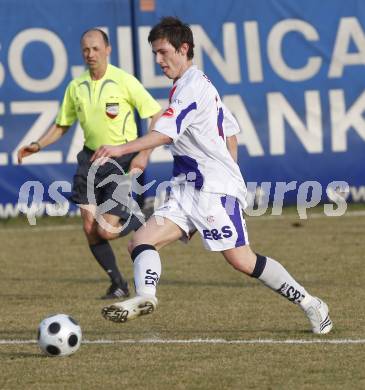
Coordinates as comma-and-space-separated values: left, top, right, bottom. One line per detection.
220, 195, 246, 247
217, 107, 224, 139
176, 102, 197, 134
173, 155, 204, 189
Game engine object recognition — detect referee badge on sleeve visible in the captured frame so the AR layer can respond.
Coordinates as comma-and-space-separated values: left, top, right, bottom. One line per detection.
106, 103, 119, 119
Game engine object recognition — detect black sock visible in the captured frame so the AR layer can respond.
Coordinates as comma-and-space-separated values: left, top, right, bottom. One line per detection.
89, 240, 127, 289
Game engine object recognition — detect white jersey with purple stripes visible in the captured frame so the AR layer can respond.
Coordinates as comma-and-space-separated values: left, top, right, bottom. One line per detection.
154, 65, 247, 209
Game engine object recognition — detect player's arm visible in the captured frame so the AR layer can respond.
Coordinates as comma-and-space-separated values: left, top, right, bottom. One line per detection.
17, 124, 70, 164
129, 109, 163, 172
226, 134, 238, 163
91, 130, 172, 163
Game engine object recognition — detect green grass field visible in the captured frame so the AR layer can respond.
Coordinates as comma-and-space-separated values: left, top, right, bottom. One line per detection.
0, 208, 364, 389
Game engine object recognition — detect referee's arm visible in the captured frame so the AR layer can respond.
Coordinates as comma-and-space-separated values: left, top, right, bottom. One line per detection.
17, 124, 70, 164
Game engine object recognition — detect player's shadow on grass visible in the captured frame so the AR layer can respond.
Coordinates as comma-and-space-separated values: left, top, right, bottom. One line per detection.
88, 326, 313, 338
0, 351, 43, 359
7, 276, 254, 288
159, 278, 256, 288
0, 293, 59, 300
0, 330, 36, 338
8, 277, 105, 284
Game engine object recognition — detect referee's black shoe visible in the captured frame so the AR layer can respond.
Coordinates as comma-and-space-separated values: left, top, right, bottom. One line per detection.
101, 283, 130, 300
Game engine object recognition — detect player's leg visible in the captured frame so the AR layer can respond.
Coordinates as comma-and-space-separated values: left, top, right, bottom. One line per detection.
88, 153, 146, 298
126, 188, 193, 300
194, 192, 332, 334
81, 207, 129, 299
222, 246, 332, 334
222, 245, 310, 305
101, 185, 190, 323
71, 147, 130, 299
129, 216, 185, 294
101, 216, 185, 323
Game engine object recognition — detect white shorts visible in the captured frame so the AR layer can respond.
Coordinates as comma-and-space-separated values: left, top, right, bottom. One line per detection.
153, 185, 249, 251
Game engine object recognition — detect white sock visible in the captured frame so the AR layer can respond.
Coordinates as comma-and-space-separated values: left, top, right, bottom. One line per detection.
132, 245, 161, 297
258, 257, 312, 305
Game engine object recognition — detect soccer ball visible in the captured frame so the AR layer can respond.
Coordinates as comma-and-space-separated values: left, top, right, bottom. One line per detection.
37, 314, 82, 357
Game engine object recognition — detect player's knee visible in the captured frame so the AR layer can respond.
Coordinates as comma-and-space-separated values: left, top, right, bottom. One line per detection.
230, 259, 252, 274
128, 233, 147, 254
96, 226, 115, 241
225, 246, 257, 275
83, 220, 95, 237
128, 227, 145, 252
128, 233, 152, 254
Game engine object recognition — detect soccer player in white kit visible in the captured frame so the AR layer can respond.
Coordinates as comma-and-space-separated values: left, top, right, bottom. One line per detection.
91, 17, 332, 334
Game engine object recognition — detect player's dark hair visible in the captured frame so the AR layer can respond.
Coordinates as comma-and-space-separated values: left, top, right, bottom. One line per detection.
81, 28, 110, 47
148, 17, 194, 59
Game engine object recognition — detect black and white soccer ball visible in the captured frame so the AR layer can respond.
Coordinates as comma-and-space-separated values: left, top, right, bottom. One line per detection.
37, 314, 82, 357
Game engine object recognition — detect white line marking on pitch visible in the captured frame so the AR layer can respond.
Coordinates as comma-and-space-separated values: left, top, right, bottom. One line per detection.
1, 338, 365, 345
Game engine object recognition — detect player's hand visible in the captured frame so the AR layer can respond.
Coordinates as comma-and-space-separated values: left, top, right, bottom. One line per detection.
17, 143, 40, 164
129, 151, 149, 174
90, 145, 124, 165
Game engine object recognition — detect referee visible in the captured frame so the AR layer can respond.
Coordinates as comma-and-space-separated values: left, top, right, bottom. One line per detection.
17, 28, 162, 299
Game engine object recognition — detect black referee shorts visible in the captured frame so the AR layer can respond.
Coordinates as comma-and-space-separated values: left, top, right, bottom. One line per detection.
70, 146, 137, 218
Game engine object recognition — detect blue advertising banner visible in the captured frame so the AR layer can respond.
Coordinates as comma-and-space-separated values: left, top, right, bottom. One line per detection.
0, 0, 134, 217
0, 0, 365, 218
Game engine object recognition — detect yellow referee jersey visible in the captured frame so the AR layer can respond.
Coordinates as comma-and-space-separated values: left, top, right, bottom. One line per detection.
56, 64, 161, 151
